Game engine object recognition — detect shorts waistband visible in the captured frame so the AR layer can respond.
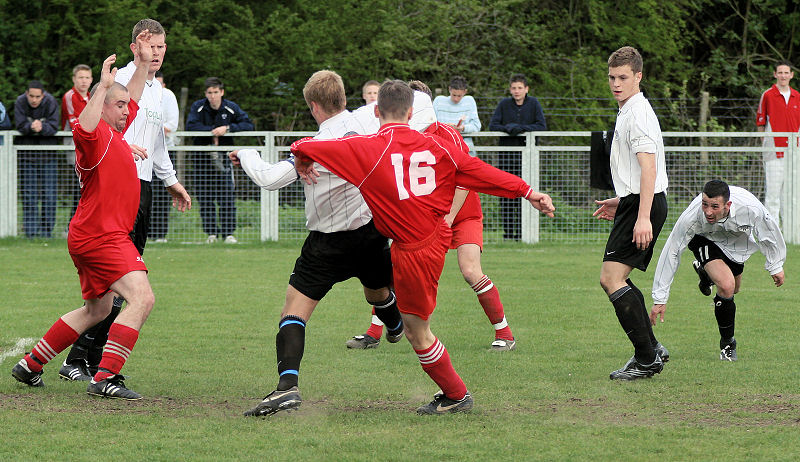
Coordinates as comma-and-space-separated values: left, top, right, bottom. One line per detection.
394, 220, 444, 252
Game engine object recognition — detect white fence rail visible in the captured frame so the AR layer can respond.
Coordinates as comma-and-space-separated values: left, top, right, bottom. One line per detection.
1, 130, 797, 244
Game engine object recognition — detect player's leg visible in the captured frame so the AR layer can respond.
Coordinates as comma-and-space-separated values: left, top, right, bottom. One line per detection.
243, 286, 317, 416
194, 153, 217, 241
12, 294, 114, 387
86, 270, 154, 400
41, 156, 58, 238
346, 307, 385, 349
220, 165, 237, 242
364, 287, 403, 342
625, 277, 666, 360
457, 243, 515, 350
704, 259, 740, 361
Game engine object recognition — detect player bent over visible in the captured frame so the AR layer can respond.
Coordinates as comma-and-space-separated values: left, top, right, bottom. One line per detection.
594, 46, 669, 380
11, 35, 161, 399
271, 80, 554, 415
650, 180, 786, 361
348, 81, 518, 352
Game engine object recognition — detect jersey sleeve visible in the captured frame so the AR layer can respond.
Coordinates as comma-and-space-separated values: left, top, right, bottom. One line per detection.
752, 205, 787, 275
290, 136, 373, 187
755, 90, 769, 127
238, 149, 298, 190
629, 108, 658, 155
71, 120, 103, 168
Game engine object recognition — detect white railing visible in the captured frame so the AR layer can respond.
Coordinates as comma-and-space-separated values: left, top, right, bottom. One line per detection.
1, 130, 797, 244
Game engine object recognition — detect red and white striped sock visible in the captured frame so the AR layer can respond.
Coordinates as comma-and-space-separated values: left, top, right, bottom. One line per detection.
26, 318, 80, 372
365, 307, 384, 339
415, 338, 467, 401
472, 275, 513, 340
93, 323, 139, 382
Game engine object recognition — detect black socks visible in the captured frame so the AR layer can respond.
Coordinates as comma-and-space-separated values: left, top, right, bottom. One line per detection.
610, 285, 656, 364
276, 315, 306, 391
370, 291, 403, 337
714, 294, 736, 342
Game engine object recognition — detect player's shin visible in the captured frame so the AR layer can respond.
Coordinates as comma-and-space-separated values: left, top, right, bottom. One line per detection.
275, 316, 306, 391
610, 286, 656, 364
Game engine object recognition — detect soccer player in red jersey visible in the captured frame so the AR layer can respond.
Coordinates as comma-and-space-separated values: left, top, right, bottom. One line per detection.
289, 80, 555, 414
11, 32, 165, 400
348, 82, 519, 352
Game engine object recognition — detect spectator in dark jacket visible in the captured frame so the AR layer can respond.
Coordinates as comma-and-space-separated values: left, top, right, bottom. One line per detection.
186, 77, 254, 244
489, 73, 547, 240
14, 81, 60, 238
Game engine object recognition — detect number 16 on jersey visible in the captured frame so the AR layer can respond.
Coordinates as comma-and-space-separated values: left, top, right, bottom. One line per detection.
391, 151, 437, 200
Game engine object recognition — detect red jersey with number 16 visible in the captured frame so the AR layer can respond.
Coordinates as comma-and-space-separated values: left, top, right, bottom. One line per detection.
291, 122, 531, 243
69, 100, 140, 248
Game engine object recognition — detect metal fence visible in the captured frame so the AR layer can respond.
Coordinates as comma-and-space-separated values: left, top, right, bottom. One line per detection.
1, 130, 797, 244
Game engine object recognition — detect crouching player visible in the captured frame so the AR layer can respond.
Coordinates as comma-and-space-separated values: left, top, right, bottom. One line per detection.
11, 34, 160, 400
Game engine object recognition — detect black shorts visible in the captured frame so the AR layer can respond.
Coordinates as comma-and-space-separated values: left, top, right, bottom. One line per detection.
289, 221, 392, 301
688, 235, 744, 277
603, 192, 668, 271
129, 179, 152, 255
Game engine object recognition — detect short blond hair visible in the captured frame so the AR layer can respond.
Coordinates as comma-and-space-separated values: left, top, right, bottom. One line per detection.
608, 46, 643, 73
303, 70, 347, 114
132, 18, 165, 42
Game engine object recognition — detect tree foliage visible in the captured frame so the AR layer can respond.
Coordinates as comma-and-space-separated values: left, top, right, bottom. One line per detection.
1, 0, 798, 131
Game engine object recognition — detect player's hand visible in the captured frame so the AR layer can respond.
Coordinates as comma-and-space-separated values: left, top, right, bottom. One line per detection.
650, 304, 666, 325
632, 217, 653, 250
593, 197, 619, 221
100, 54, 117, 89
295, 157, 320, 185
131, 144, 148, 160
772, 271, 785, 287
527, 192, 555, 217
134, 29, 153, 65
167, 182, 192, 212
211, 126, 228, 137
228, 150, 241, 166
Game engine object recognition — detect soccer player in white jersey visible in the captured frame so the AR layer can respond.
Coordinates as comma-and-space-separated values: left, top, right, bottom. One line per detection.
58, 18, 191, 382
593, 46, 670, 380
229, 70, 404, 417
649, 180, 786, 361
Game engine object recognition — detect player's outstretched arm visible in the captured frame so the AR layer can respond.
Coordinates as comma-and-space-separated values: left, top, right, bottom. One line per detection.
78, 54, 117, 133
650, 304, 667, 325
125, 29, 154, 103
230, 149, 299, 191
593, 197, 620, 221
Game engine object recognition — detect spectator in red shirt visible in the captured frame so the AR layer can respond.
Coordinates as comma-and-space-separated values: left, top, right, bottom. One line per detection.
62, 64, 93, 224
755, 61, 800, 224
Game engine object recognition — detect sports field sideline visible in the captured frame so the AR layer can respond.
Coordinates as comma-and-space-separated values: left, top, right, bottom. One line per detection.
1, 240, 798, 460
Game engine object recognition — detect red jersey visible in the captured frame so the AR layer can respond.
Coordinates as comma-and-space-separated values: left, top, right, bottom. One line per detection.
291, 123, 531, 243
755, 84, 800, 158
424, 122, 483, 223
69, 100, 140, 248
61, 87, 89, 130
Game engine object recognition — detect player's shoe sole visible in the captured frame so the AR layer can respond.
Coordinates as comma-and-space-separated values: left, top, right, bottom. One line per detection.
244, 387, 302, 416
346, 334, 380, 349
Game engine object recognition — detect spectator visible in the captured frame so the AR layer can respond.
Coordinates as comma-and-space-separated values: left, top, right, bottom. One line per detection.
61, 64, 93, 225
150, 70, 181, 243
432, 75, 481, 153
14, 81, 60, 238
0, 101, 11, 147
187, 77, 254, 244
362, 80, 380, 104
755, 61, 800, 225
489, 73, 547, 240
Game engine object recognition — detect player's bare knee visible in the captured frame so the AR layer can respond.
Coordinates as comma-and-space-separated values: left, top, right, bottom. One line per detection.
460, 266, 482, 285
716, 279, 735, 298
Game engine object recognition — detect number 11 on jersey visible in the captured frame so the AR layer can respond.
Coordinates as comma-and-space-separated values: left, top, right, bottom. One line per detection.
391, 151, 437, 200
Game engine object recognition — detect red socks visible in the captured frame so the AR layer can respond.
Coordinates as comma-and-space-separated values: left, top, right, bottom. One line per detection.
472, 275, 514, 340
415, 338, 467, 401
365, 307, 384, 339
94, 323, 139, 381
26, 318, 80, 372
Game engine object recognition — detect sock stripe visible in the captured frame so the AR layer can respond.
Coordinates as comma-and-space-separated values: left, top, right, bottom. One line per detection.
493, 317, 509, 330
104, 340, 132, 360
370, 315, 384, 326
279, 319, 306, 329
279, 369, 298, 377
417, 340, 445, 365
471, 275, 493, 294
374, 291, 396, 309
34, 340, 57, 362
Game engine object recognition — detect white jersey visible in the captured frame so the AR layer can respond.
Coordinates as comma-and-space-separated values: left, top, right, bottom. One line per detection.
161, 87, 180, 148
611, 92, 668, 197
651, 186, 786, 304
115, 62, 177, 186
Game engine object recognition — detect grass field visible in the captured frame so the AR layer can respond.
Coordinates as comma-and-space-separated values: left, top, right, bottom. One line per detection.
1, 239, 798, 461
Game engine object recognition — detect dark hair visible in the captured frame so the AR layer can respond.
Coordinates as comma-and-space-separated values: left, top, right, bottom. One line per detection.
776, 60, 793, 71
608, 46, 643, 73
27, 80, 45, 91
509, 73, 527, 86
703, 179, 730, 202
204, 77, 224, 90
408, 80, 432, 98
449, 75, 467, 91
377, 80, 414, 120
132, 18, 165, 42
